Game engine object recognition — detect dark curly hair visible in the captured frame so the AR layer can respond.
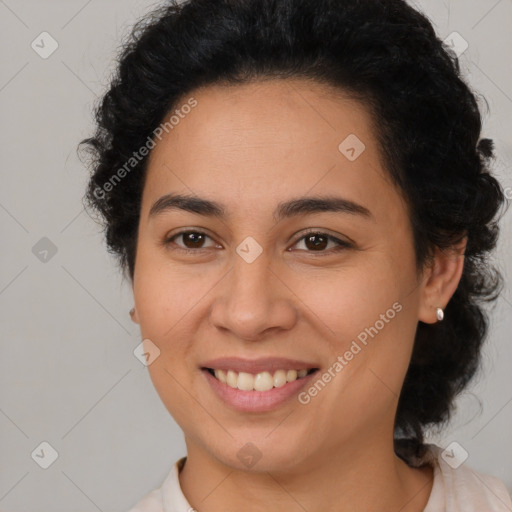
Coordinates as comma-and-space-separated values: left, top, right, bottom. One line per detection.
79, 0, 507, 461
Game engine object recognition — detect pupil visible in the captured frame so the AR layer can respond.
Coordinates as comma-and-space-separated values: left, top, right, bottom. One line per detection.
305, 234, 327, 251
185, 232, 204, 248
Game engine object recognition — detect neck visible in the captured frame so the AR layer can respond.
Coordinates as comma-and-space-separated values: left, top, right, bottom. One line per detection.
178, 435, 434, 512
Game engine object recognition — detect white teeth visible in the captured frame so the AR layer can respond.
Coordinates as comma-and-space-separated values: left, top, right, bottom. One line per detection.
226, 370, 238, 388
214, 369, 227, 383
273, 369, 287, 388
237, 372, 254, 391
254, 371, 274, 391
286, 369, 297, 382
210, 368, 313, 391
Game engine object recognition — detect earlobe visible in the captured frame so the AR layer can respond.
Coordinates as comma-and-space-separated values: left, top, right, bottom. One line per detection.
418, 237, 467, 324
129, 307, 140, 324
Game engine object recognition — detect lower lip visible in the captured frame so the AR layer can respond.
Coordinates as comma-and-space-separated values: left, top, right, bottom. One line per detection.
202, 369, 318, 412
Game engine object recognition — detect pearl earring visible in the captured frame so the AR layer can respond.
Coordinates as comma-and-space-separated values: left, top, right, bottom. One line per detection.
436, 307, 444, 322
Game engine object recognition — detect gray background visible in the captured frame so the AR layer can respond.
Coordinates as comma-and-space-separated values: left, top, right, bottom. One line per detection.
0, 0, 511, 510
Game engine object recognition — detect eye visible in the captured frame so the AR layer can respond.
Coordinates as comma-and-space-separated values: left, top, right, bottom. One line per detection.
163, 229, 352, 255
164, 230, 218, 252
290, 231, 352, 254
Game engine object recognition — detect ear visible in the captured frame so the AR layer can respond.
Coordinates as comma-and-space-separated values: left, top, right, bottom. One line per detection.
418, 236, 467, 324
130, 307, 140, 324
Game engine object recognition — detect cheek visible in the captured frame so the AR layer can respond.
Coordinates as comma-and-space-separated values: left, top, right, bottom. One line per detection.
133, 244, 209, 341
287, 261, 403, 344
133, 255, 207, 424
289, 258, 417, 403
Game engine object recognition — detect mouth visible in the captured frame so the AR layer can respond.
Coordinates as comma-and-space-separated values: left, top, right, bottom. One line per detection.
199, 356, 321, 411
202, 367, 319, 392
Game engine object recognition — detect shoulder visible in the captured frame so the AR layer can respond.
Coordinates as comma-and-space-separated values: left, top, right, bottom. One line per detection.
420, 443, 512, 512
125, 457, 189, 512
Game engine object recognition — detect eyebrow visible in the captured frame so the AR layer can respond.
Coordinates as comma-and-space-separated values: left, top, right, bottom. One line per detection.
148, 193, 374, 223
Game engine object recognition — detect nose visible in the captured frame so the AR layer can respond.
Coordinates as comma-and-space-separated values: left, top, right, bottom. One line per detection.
209, 249, 298, 342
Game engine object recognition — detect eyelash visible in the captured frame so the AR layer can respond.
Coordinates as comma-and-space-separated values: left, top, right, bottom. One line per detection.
163, 229, 353, 256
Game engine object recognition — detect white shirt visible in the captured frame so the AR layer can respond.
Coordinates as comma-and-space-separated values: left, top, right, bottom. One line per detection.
127, 444, 512, 511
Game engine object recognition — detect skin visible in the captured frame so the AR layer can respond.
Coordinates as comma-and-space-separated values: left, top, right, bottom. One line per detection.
130, 78, 466, 512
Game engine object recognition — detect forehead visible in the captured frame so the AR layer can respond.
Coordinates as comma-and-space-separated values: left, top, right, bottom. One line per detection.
141, 79, 403, 224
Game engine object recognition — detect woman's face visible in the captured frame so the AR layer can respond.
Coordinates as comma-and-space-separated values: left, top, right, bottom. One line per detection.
132, 79, 427, 471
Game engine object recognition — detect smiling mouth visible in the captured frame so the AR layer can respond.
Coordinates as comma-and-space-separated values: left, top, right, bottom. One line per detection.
204, 367, 318, 392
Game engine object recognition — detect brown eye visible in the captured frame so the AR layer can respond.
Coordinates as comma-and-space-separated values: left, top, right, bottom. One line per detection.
304, 233, 329, 251
165, 230, 216, 251
291, 232, 352, 254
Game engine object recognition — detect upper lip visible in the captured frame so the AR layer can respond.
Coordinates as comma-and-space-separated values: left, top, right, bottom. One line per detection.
201, 357, 319, 374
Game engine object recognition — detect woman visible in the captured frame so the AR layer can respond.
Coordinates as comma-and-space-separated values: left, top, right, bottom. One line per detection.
80, 0, 512, 510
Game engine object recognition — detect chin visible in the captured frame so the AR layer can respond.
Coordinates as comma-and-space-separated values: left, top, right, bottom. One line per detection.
204, 431, 314, 473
